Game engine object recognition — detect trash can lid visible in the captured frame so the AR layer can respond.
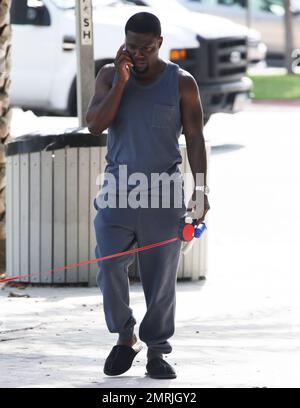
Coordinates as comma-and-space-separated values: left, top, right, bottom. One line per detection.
5, 127, 107, 156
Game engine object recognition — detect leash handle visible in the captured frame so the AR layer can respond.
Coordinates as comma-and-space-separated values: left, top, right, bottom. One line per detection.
180, 220, 207, 255
179, 214, 207, 242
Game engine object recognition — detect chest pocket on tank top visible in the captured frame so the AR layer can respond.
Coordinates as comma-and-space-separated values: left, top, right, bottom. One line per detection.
152, 103, 177, 129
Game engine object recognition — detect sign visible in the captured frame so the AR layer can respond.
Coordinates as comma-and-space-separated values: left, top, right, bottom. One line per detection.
80, 0, 93, 46
75, 0, 95, 126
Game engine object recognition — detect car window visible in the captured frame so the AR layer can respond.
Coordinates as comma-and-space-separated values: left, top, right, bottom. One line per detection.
217, 0, 245, 6
185, 0, 244, 6
186, 0, 216, 4
11, 0, 51, 25
216, 0, 285, 14
190, 0, 286, 14
251, 0, 285, 14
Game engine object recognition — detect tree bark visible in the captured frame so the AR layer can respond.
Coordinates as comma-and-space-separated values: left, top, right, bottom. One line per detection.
0, 0, 12, 273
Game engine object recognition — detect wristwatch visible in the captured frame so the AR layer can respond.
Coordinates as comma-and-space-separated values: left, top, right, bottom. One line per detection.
195, 185, 210, 194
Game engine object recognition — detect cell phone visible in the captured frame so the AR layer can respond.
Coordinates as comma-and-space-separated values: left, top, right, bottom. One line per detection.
123, 46, 135, 72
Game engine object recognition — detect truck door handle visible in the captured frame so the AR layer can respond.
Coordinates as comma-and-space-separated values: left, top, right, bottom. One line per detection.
63, 35, 76, 51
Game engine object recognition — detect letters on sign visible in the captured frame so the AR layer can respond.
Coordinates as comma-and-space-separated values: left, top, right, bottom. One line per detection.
80, 0, 93, 46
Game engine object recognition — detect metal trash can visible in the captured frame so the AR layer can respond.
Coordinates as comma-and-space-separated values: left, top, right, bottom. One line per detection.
5, 128, 107, 285
5, 128, 209, 285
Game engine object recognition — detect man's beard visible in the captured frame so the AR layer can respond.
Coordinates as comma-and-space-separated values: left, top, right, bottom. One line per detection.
132, 64, 149, 74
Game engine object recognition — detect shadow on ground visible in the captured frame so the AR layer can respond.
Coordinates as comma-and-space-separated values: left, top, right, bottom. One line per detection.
211, 144, 245, 155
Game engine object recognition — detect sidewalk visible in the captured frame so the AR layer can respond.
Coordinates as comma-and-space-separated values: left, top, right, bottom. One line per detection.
1, 105, 300, 388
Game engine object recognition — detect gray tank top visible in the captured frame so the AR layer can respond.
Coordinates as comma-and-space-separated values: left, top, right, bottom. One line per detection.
103, 60, 183, 194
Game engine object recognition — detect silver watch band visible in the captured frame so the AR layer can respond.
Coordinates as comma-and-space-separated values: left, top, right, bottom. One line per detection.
195, 185, 210, 194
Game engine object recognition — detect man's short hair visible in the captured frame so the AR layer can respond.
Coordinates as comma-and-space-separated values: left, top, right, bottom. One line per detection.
125, 12, 161, 37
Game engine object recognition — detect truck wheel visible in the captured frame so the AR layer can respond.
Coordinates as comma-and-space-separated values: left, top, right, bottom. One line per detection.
68, 78, 77, 117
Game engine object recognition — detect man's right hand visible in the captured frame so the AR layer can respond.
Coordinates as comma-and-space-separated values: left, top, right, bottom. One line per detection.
114, 44, 134, 84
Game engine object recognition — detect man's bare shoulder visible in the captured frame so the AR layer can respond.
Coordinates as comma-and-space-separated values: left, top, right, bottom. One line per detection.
178, 68, 199, 95
97, 63, 116, 87
178, 67, 194, 80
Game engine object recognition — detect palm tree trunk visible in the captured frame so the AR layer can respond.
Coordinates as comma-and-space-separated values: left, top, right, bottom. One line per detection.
0, 0, 12, 275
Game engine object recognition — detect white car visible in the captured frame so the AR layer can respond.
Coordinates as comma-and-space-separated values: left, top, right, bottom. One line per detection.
175, 0, 299, 57
10, 0, 253, 122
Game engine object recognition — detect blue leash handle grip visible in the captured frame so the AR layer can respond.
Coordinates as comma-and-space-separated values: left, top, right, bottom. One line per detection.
193, 222, 207, 238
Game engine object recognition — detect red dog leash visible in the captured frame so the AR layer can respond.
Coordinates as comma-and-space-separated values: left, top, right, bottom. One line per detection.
0, 221, 206, 284
0, 237, 180, 284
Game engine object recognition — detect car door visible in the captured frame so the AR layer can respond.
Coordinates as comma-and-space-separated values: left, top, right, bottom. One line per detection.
251, 0, 300, 56
183, 0, 297, 56
10, 0, 57, 108
249, 0, 284, 55
180, 0, 247, 24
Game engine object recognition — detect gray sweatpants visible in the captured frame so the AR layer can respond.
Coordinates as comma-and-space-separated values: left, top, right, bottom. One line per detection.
93, 194, 186, 358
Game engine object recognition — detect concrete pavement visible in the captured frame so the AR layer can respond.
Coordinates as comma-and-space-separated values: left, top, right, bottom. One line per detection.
1, 104, 300, 388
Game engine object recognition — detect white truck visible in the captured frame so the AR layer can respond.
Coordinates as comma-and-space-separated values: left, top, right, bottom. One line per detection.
10, 0, 253, 123
176, 0, 300, 58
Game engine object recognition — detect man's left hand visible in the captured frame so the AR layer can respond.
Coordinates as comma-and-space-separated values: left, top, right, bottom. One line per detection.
187, 191, 210, 225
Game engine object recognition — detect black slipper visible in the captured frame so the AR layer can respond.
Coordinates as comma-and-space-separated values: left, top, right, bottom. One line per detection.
145, 357, 177, 379
104, 343, 143, 376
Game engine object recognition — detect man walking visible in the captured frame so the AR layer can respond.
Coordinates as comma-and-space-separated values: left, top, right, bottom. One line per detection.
86, 12, 210, 379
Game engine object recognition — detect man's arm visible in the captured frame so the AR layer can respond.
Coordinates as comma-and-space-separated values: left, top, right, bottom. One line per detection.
179, 70, 210, 222
179, 70, 207, 187
86, 44, 134, 135
85, 64, 126, 135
